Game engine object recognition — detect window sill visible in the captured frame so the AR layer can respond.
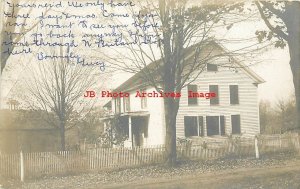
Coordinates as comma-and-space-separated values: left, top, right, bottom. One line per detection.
187, 104, 199, 106
231, 133, 242, 135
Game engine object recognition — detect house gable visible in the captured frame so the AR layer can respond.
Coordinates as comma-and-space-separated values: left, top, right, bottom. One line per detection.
105, 40, 264, 147
112, 41, 264, 94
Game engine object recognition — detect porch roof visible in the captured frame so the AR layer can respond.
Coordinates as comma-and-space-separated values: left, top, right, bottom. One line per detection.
122, 111, 150, 117
100, 110, 149, 120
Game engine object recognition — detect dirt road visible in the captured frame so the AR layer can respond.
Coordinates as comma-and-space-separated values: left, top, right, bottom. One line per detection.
102, 160, 300, 189
4, 157, 300, 189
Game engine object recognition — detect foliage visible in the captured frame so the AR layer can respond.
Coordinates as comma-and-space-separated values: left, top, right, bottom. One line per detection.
254, 1, 288, 48
99, 115, 129, 148
226, 134, 242, 147
109, 0, 246, 166
24, 40, 98, 150
255, 1, 300, 130
225, 134, 243, 157
176, 137, 192, 149
259, 97, 297, 134
1, 0, 49, 72
78, 108, 105, 144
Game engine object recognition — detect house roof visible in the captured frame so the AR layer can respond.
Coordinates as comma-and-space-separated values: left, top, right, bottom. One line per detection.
112, 41, 265, 93
215, 42, 265, 85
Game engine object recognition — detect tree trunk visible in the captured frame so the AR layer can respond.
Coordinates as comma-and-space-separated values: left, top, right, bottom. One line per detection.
60, 122, 66, 151
164, 97, 180, 166
285, 2, 300, 130
289, 48, 300, 130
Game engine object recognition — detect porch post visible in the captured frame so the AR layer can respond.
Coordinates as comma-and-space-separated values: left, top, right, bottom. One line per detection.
128, 116, 132, 148
103, 121, 107, 132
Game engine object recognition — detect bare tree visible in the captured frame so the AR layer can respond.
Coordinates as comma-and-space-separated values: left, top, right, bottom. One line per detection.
259, 97, 296, 134
0, 0, 49, 110
1, 0, 46, 72
105, 0, 246, 166
79, 107, 105, 144
25, 45, 98, 151
275, 97, 297, 133
259, 100, 272, 133
255, 1, 300, 130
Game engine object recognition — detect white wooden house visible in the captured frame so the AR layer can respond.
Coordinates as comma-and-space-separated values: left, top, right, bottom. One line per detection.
103, 42, 264, 148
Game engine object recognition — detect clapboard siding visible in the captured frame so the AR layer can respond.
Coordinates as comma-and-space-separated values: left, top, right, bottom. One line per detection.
111, 88, 166, 147
145, 87, 166, 146
176, 58, 260, 138
109, 54, 261, 146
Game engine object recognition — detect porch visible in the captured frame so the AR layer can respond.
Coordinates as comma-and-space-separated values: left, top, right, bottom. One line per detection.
104, 111, 150, 148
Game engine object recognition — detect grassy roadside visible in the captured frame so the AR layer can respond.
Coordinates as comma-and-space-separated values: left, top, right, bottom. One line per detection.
1, 153, 299, 189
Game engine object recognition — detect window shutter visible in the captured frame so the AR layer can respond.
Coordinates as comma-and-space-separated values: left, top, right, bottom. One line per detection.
209, 85, 219, 105
230, 85, 239, 104
188, 85, 198, 105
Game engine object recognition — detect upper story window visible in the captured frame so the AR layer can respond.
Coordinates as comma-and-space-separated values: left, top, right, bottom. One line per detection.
187, 85, 198, 105
123, 95, 130, 112
207, 63, 218, 72
209, 85, 219, 105
115, 98, 121, 114
229, 85, 239, 104
140, 89, 147, 109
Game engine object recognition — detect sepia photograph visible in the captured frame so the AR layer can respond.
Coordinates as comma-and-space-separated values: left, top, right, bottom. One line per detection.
0, 0, 299, 188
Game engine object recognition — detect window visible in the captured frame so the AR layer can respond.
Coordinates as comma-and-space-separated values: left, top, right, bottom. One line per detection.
231, 115, 241, 134
230, 85, 239, 104
115, 98, 121, 113
184, 116, 204, 137
184, 116, 197, 137
207, 63, 218, 71
209, 85, 219, 105
123, 95, 130, 112
187, 85, 198, 105
206, 116, 225, 136
141, 89, 147, 109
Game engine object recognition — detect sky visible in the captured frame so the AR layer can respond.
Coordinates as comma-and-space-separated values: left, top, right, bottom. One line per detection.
109, 12, 294, 104
221, 18, 294, 103
0, 0, 295, 109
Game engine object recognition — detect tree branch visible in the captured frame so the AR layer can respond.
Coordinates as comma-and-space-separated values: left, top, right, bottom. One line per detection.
255, 1, 288, 41
260, 1, 283, 18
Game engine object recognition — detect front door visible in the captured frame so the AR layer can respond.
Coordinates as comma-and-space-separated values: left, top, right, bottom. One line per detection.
131, 116, 148, 147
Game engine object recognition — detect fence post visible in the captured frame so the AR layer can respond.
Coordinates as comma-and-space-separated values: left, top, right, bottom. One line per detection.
297, 134, 300, 153
20, 151, 24, 182
255, 136, 259, 159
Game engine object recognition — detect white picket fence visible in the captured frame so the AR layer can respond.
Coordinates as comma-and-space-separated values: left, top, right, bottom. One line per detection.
1, 134, 300, 180
0, 146, 166, 180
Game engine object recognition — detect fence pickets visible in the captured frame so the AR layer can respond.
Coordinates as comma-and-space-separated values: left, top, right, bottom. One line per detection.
0, 134, 300, 180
